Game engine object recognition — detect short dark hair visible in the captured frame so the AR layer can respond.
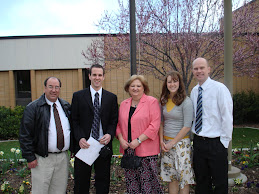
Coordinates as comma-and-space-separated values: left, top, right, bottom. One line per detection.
89, 64, 105, 75
44, 77, 62, 87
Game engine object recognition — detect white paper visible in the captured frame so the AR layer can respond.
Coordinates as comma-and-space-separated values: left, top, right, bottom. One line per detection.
75, 137, 105, 166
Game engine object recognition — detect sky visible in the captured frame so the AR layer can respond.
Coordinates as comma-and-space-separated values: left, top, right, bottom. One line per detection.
0, 0, 122, 37
0, 0, 250, 37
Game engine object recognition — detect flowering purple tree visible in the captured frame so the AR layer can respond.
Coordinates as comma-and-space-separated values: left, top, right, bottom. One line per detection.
82, 0, 259, 93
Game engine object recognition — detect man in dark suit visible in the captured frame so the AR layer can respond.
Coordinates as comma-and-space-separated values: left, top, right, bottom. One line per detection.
71, 64, 118, 194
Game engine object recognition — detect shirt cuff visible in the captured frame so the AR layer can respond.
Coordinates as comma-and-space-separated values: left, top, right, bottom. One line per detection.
220, 136, 231, 148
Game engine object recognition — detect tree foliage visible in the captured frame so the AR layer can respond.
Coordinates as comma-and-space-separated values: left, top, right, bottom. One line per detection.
82, 0, 259, 92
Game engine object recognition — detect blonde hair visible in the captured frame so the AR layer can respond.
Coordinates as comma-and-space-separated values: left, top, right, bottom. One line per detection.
124, 75, 150, 95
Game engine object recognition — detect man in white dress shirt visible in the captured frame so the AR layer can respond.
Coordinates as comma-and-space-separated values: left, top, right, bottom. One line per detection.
20, 77, 71, 194
190, 58, 233, 194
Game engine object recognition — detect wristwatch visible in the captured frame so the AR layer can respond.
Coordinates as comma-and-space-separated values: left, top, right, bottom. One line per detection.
137, 137, 142, 144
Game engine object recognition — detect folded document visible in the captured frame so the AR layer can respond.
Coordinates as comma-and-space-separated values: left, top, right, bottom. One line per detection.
75, 137, 104, 165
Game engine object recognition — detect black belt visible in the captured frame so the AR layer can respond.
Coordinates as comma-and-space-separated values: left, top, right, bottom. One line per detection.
48, 151, 66, 154
194, 134, 219, 141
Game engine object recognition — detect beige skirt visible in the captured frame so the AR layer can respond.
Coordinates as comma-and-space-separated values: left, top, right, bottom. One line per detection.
160, 137, 195, 189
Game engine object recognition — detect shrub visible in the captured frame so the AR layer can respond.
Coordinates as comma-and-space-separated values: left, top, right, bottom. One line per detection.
233, 90, 259, 124
0, 106, 25, 139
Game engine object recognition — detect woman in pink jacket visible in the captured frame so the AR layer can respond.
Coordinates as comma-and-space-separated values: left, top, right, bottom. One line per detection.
116, 75, 164, 194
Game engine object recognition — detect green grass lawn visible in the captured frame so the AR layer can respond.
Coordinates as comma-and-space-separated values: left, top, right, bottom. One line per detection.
112, 138, 120, 155
0, 139, 121, 159
1, 127, 258, 159
232, 127, 259, 148
0, 141, 20, 158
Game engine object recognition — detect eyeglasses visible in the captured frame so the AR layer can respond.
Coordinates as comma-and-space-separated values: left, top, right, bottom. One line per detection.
47, 85, 60, 90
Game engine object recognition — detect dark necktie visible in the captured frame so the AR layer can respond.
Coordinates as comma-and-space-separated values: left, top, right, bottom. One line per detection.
195, 86, 203, 134
53, 103, 64, 150
92, 92, 100, 140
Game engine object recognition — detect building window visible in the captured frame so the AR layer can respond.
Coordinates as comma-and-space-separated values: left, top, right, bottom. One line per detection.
83, 69, 91, 88
15, 70, 31, 106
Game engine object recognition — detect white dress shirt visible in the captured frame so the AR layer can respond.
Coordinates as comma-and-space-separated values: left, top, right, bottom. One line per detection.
190, 77, 233, 148
90, 85, 104, 140
46, 97, 70, 152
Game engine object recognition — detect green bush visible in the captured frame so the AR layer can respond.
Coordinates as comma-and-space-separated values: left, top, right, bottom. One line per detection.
233, 90, 259, 124
0, 106, 25, 139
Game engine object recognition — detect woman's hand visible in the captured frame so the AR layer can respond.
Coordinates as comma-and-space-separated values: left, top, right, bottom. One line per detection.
161, 141, 169, 152
119, 138, 130, 150
165, 141, 175, 151
129, 139, 140, 149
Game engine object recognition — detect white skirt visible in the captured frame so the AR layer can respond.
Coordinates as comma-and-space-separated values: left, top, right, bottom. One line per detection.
160, 137, 195, 189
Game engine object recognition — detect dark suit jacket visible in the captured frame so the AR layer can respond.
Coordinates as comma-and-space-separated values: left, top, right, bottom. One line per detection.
71, 87, 118, 153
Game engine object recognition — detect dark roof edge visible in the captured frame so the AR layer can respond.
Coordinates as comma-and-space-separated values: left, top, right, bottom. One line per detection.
0, 33, 115, 40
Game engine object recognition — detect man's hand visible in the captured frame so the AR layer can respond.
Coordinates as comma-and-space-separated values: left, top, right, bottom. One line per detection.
79, 138, 90, 149
99, 134, 111, 145
28, 159, 38, 169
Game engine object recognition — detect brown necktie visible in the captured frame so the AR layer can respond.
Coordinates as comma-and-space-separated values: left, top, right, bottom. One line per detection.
53, 103, 64, 151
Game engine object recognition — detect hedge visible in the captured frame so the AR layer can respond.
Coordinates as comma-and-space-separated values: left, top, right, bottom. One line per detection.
0, 106, 25, 139
233, 90, 259, 125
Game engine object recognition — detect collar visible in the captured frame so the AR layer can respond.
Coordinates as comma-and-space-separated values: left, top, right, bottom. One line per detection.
125, 93, 147, 104
198, 77, 211, 91
90, 85, 102, 96
45, 96, 60, 107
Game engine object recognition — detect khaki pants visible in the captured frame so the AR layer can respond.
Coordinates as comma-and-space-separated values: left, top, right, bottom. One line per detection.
31, 152, 69, 194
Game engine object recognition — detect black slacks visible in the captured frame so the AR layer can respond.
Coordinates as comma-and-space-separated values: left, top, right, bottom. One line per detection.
74, 155, 111, 194
193, 135, 228, 194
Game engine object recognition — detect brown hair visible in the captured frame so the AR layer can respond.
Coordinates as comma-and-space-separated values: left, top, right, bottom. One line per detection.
89, 64, 105, 75
124, 75, 150, 95
160, 71, 186, 106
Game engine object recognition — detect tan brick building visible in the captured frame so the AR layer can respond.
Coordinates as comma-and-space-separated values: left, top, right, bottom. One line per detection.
0, 34, 258, 108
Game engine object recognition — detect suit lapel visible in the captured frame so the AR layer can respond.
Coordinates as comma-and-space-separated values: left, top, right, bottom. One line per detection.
83, 88, 94, 111
100, 88, 106, 113
132, 94, 147, 117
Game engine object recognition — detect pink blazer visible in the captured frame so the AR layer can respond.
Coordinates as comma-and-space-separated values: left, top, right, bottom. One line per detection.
116, 94, 161, 157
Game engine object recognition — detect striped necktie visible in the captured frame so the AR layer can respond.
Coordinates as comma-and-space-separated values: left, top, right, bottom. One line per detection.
195, 86, 203, 134
92, 92, 100, 140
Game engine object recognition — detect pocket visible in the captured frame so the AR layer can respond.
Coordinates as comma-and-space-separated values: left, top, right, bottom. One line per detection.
215, 139, 227, 154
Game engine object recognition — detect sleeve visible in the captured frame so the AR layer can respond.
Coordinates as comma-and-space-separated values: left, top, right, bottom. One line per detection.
160, 103, 164, 122
218, 85, 233, 148
116, 104, 123, 136
19, 104, 37, 163
190, 88, 197, 132
143, 98, 161, 140
71, 92, 85, 143
106, 95, 119, 139
183, 98, 194, 128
